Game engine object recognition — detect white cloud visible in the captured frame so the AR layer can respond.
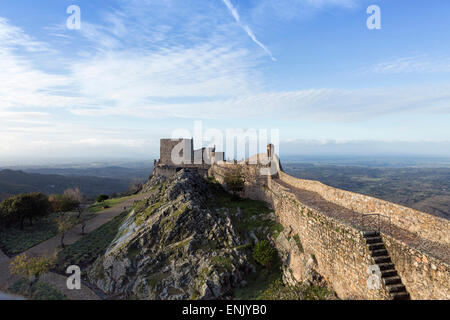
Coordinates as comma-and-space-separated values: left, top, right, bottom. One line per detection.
68, 44, 261, 107
1, 1, 450, 160
221, 0, 276, 61
365, 55, 450, 74
0, 18, 86, 110
70, 85, 450, 122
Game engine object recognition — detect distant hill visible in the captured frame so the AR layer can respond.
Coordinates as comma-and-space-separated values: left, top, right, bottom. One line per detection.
22, 166, 153, 181
0, 169, 132, 201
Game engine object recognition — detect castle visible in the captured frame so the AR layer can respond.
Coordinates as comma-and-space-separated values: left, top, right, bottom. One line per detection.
153, 138, 225, 178
154, 138, 450, 300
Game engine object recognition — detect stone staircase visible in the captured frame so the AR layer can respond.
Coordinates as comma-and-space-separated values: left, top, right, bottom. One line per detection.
362, 231, 410, 300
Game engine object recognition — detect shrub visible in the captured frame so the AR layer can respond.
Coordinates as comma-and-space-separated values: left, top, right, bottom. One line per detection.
56, 215, 77, 248
8, 278, 67, 300
302, 285, 334, 300
224, 166, 245, 197
9, 253, 55, 292
253, 240, 278, 270
96, 194, 109, 203
0, 193, 51, 229
49, 194, 79, 215
293, 234, 304, 253
260, 279, 301, 300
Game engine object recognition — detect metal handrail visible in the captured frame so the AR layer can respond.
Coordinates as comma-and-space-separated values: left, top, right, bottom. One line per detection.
361, 213, 392, 235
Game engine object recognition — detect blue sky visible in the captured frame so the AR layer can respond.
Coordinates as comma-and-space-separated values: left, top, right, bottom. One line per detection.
1, 0, 450, 162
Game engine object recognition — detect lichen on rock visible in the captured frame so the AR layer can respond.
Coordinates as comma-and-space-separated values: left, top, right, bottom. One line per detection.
87, 169, 253, 300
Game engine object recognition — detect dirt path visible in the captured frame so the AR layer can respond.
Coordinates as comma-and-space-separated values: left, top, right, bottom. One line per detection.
26, 193, 151, 257
0, 191, 153, 299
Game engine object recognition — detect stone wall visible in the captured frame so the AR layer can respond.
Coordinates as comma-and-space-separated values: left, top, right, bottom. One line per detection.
209, 159, 450, 300
382, 234, 450, 300
278, 171, 450, 246
265, 178, 391, 299
160, 138, 193, 166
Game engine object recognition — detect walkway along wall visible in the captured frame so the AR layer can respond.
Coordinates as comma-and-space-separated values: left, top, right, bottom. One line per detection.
209, 156, 450, 300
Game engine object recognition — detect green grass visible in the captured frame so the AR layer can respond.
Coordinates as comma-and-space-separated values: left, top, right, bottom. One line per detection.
8, 278, 68, 300
0, 210, 97, 256
206, 180, 284, 240
302, 285, 335, 300
233, 266, 282, 300
135, 200, 163, 225
56, 211, 129, 272
293, 234, 304, 253
212, 255, 233, 271
204, 179, 288, 300
88, 196, 132, 213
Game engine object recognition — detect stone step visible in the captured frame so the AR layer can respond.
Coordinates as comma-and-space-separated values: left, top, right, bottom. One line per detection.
371, 249, 388, 257
381, 269, 398, 278
383, 276, 402, 285
378, 262, 395, 271
387, 284, 407, 293
368, 243, 385, 251
362, 230, 380, 237
392, 292, 410, 300
365, 236, 383, 244
374, 256, 391, 264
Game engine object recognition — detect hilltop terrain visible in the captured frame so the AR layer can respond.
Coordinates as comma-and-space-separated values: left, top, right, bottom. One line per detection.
0, 169, 132, 201
81, 170, 334, 300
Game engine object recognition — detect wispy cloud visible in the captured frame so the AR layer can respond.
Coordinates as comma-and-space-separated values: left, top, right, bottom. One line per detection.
0, 18, 84, 110
221, 0, 276, 61
71, 85, 450, 122
1, 1, 450, 160
365, 55, 450, 74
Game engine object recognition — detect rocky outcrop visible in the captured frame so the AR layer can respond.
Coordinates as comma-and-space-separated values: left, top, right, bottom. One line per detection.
87, 169, 253, 300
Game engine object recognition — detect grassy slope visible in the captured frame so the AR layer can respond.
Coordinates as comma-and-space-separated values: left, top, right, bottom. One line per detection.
0, 215, 59, 255
55, 211, 129, 273
0, 211, 96, 256
8, 278, 67, 300
88, 196, 133, 213
205, 179, 287, 299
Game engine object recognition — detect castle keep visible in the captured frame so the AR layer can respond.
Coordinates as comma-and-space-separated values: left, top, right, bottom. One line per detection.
154, 139, 450, 300
154, 138, 225, 177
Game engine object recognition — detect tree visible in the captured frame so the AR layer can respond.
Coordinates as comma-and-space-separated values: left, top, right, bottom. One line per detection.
96, 194, 109, 203
253, 240, 278, 270
224, 166, 245, 198
0, 193, 50, 229
129, 181, 143, 195
56, 215, 77, 248
62, 188, 85, 218
49, 193, 79, 215
76, 211, 88, 235
0, 198, 15, 227
63, 187, 84, 203
9, 253, 55, 291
